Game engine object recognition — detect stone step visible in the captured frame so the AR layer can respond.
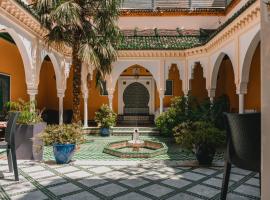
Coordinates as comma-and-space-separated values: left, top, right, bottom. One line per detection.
83, 127, 160, 136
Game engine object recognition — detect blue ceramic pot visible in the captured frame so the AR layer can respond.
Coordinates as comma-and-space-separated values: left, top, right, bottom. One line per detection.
100, 128, 110, 137
53, 144, 76, 164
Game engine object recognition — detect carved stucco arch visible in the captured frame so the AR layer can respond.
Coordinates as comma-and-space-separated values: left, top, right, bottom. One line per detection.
210, 52, 236, 91
107, 60, 162, 94
36, 51, 63, 92
0, 27, 33, 86
240, 29, 260, 93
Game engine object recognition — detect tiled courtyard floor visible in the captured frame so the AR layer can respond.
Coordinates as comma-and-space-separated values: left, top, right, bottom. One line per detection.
0, 160, 260, 200
43, 136, 224, 161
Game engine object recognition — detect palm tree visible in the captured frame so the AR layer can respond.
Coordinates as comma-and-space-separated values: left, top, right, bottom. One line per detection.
33, 0, 122, 123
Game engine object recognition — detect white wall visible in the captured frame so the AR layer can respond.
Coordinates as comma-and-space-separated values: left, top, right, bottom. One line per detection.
260, 0, 270, 199
118, 16, 223, 30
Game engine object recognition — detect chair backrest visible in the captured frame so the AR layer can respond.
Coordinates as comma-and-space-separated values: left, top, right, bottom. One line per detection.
5, 112, 20, 145
224, 112, 261, 172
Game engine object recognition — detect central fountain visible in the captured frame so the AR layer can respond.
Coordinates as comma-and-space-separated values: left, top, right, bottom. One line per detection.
103, 129, 168, 158
103, 70, 167, 158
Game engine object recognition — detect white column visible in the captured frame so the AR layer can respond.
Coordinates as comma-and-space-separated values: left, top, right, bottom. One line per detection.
239, 93, 245, 114
159, 90, 165, 114
83, 92, 89, 128
57, 93, 64, 125
208, 89, 216, 104
107, 89, 115, 111
27, 88, 38, 112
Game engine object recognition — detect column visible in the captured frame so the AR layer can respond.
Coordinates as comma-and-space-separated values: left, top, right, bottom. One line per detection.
208, 89, 216, 104
83, 92, 89, 128
27, 88, 38, 112
57, 93, 64, 125
159, 90, 165, 114
239, 93, 245, 114
107, 89, 115, 111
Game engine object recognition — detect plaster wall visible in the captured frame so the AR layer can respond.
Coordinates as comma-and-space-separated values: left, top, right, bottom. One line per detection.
0, 39, 28, 102
260, 1, 270, 198
118, 16, 222, 30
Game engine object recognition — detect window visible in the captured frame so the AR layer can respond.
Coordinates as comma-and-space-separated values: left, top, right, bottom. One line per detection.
100, 80, 108, 96
0, 74, 10, 119
165, 80, 173, 96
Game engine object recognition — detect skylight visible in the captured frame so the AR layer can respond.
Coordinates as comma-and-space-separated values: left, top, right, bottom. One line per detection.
121, 0, 233, 10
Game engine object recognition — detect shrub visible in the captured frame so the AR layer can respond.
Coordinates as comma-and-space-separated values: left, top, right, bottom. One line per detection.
155, 96, 189, 136
40, 124, 85, 145
173, 121, 225, 151
6, 99, 43, 125
95, 104, 117, 128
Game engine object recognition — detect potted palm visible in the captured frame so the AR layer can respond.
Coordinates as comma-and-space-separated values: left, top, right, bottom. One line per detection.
40, 124, 85, 164
173, 121, 225, 165
94, 104, 117, 137
6, 99, 45, 161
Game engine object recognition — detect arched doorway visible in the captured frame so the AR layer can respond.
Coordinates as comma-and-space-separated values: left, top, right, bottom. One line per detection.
245, 43, 261, 112
36, 56, 58, 123
123, 82, 150, 115
0, 33, 28, 119
190, 63, 208, 102
215, 55, 238, 112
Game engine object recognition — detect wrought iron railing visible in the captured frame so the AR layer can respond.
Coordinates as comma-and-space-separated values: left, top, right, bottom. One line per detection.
121, 0, 233, 10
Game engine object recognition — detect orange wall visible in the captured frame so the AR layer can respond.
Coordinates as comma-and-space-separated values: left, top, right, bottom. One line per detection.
190, 63, 208, 102
245, 44, 261, 111
36, 60, 58, 111
215, 58, 239, 112
155, 64, 184, 109
0, 39, 29, 102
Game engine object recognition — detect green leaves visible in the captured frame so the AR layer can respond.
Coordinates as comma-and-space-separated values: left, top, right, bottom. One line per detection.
40, 124, 85, 145
6, 99, 43, 125
94, 104, 117, 128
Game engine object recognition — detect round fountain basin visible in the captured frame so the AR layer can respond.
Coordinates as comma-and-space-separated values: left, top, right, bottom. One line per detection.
103, 140, 168, 158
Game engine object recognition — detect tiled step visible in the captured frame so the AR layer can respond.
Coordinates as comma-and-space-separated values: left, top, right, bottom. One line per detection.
83, 127, 160, 136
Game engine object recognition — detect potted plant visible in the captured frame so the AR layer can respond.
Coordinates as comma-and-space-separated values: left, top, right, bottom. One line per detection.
94, 104, 117, 137
6, 99, 45, 161
173, 121, 225, 165
39, 124, 85, 164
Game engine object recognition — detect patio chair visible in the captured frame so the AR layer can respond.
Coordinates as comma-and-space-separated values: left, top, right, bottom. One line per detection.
221, 112, 261, 200
0, 112, 20, 181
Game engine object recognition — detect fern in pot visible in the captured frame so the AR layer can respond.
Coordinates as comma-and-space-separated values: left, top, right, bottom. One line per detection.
40, 124, 85, 164
95, 104, 117, 137
173, 121, 225, 165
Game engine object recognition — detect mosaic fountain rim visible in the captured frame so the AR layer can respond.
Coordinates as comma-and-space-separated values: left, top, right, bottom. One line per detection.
103, 140, 168, 158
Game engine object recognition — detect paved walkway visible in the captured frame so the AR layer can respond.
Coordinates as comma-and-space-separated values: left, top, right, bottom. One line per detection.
0, 160, 260, 200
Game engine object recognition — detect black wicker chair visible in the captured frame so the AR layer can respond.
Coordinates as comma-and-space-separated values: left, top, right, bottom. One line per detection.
0, 112, 20, 181
221, 112, 261, 200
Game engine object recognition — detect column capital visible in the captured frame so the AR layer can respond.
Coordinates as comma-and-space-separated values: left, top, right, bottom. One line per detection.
27, 88, 38, 96
159, 89, 166, 97
57, 89, 65, 98
237, 82, 248, 94
208, 88, 216, 98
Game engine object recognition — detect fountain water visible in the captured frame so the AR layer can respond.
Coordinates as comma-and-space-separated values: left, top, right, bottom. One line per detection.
128, 129, 144, 151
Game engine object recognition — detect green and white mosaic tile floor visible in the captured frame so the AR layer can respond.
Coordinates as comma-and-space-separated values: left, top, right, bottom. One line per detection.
0, 161, 260, 200
43, 136, 224, 161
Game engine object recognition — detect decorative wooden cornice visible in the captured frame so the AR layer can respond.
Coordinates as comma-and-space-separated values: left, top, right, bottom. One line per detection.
120, 9, 225, 17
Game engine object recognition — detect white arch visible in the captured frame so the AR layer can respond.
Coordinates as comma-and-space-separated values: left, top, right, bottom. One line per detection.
109, 60, 161, 91
36, 52, 63, 91
0, 27, 33, 85
210, 52, 235, 90
240, 30, 260, 91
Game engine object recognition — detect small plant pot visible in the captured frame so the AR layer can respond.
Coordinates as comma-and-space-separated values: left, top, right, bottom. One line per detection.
53, 144, 76, 164
195, 145, 216, 165
100, 128, 111, 137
